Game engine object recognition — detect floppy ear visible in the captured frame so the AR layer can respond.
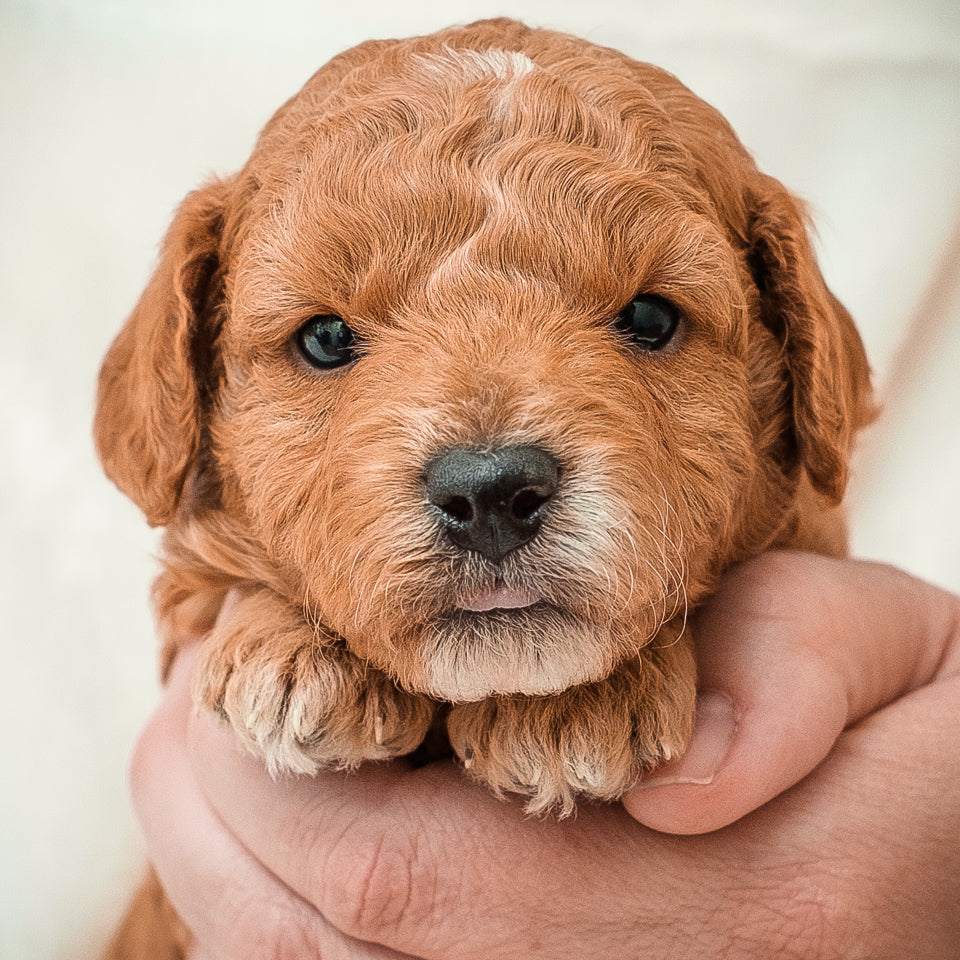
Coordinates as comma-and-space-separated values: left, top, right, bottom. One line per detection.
95, 180, 229, 526
748, 174, 874, 502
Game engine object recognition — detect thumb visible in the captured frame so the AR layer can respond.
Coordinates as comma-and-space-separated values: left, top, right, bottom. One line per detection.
623, 552, 959, 834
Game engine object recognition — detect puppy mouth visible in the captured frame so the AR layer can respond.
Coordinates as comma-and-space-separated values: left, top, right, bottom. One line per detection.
459, 583, 542, 613
418, 586, 615, 700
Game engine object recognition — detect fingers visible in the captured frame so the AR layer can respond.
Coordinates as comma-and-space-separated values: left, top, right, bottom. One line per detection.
188, 710, 731, 960
184, 554, 960, 958
623, 552, 960, 834
130, 646, 417, 960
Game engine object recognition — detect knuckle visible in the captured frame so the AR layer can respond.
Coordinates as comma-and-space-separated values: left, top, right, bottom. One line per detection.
730, 864, 851, 960
218, 896, 321, 960
799, 863, 909, 960
766, 886, 833, 960
321, 819, 437, 941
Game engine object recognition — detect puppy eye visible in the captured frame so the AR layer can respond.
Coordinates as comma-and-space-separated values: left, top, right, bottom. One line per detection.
613, 294, 681, 351
296, 314, 357, 369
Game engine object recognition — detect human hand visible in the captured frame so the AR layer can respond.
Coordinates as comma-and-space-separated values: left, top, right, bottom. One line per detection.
130, 553, 960, 959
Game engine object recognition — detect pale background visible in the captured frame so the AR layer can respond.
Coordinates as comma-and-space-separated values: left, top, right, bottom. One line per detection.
1, 0, 958, 957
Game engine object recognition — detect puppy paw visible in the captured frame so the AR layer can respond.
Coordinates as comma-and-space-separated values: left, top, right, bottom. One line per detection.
447, 630, 696, 815
194, 589, 434, 775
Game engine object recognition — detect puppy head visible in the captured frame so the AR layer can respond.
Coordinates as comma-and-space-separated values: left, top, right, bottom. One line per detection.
95, 20, 872, 700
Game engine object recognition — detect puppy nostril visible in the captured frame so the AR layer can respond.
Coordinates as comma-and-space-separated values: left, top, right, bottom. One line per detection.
439, 494, 474, 524
510, 487, 549, 521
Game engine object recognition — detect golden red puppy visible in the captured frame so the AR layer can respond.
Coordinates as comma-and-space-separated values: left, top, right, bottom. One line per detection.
96, 18, 873, 957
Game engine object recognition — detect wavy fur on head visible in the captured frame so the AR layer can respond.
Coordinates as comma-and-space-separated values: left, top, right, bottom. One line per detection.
97, 18, 873, 959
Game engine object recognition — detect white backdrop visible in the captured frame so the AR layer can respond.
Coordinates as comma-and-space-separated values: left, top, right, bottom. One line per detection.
2, 1, 958, 957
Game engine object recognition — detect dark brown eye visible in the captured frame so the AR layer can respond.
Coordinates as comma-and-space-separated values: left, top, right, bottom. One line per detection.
296, 314, 356, 368
613, 294, 681, 350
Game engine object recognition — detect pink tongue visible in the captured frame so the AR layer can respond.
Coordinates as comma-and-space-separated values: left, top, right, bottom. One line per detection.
462, 585, 539, 612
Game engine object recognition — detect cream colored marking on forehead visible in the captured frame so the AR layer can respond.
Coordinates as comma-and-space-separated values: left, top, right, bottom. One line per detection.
416, 47, 537, 293
423, 169, 513, 293
413, 46, 536, 84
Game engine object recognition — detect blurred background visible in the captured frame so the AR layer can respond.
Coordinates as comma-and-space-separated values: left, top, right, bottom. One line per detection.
1, 0, 958, 956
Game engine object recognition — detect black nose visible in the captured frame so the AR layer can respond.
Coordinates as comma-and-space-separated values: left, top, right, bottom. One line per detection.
425, 446, 560, 562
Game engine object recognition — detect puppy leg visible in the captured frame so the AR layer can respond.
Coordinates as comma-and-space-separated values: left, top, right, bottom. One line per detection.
102, 868, 188, 960
195, 588, 435, 774
447, 623, 696, 815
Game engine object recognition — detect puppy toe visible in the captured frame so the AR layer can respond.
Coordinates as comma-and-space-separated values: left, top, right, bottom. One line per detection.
195, 600, 434, 774
448, 634, 696, 814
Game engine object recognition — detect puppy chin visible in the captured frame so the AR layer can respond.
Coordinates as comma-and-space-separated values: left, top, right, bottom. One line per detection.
414, 606, 618, 701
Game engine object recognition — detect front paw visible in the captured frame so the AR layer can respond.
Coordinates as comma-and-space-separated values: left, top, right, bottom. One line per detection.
194, 590, 435, 775
447, 633, 695, 815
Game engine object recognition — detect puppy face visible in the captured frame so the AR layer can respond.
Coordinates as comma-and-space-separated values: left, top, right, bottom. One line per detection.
96, 21, 872, 701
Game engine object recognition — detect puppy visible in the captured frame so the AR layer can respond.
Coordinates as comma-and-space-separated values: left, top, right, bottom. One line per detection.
97, 17, 872, 957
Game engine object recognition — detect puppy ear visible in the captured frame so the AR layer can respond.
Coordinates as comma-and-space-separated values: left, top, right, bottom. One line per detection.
95, 180, 229, 526
748, 174, 874, 502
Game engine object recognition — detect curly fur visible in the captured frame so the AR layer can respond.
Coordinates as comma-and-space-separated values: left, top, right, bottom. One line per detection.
96, 19, 873, 958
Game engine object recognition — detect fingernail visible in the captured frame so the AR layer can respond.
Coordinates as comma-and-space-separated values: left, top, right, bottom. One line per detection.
637, 691, 737, 789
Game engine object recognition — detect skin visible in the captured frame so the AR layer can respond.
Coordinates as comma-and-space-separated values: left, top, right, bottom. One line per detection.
129, 551, 960, 960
